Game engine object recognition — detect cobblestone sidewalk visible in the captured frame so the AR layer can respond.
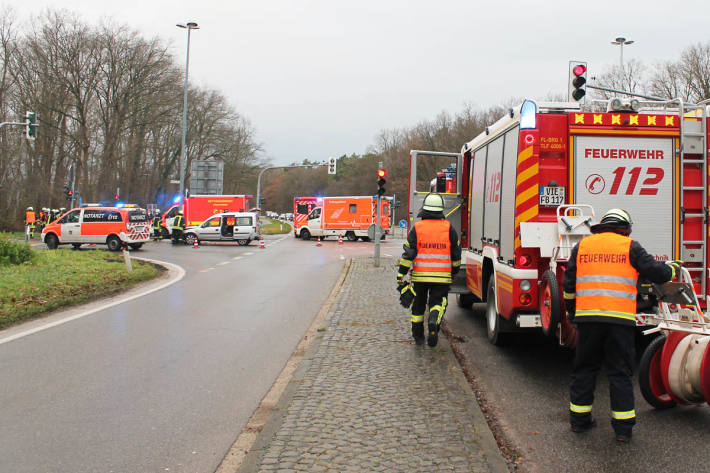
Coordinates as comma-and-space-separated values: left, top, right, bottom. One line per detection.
236, 258, 508, 473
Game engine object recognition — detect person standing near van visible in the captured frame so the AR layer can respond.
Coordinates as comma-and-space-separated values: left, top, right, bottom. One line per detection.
171, 209, 185, 244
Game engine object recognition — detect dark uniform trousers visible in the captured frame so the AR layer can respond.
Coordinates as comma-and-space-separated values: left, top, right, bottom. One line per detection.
411, 283, 449, 327
570, 322, 636, 435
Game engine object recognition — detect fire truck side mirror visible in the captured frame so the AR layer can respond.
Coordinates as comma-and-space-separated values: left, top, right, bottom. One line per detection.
568, 61, 587, 102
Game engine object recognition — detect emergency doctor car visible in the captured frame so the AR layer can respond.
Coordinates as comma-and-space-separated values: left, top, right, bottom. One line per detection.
41, 206, 151, 251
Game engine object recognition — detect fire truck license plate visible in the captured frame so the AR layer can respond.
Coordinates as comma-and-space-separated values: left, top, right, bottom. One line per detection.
539, 186, 565, 206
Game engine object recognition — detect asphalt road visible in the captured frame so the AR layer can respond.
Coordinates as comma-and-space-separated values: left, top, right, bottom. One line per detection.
446, 302, 710, 473
0, 234, 402, 473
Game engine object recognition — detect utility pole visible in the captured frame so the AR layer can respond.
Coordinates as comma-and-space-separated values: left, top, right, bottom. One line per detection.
374, 161, 384, 268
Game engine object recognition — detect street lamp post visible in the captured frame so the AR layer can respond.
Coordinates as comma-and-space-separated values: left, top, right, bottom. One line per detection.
177, 21, 199, 199
611, 36, 634, 72
256, 163, 323, 212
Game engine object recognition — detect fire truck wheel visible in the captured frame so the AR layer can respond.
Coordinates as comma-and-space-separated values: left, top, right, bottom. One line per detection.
106, 235, 122, 252
346, 231, 357, 241
45, 234, 58, 250
639, 335, 677, 409
540, 270, 561, 338
237, 239, 249, 246
184, 234, 196, 246
128, 243, 143, 250
300, 229, 311, 240
486, 275, 507, 346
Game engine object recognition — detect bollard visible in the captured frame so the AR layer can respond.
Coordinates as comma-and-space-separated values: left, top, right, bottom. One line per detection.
260, 237, 265, 249
338, 234, 343, 245
122, 247, 133, 272
316, 236, 322, 247
193, 237, 199, 249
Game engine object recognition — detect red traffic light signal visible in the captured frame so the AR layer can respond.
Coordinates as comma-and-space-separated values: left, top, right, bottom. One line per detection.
377, 168, 387, 178
114, 194, 119, 200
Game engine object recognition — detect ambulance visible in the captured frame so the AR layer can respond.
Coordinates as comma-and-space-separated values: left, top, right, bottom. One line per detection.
161, 194, 252, 236
294, 196, 391, 241
409, 96, 708, 346
41, 205, 151, 251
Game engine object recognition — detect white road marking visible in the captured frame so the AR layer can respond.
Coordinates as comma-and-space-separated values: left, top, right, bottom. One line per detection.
199, 267, 215, 272
0, 259, 185, 346
232, 256, 243, 260
243, 252, 254, 256
217, 261, 230, 266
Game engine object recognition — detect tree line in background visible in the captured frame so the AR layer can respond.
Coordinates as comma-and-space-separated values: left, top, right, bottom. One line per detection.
3, 7, 710, 229
1, 8, 263, 230
262, 41, 710, 215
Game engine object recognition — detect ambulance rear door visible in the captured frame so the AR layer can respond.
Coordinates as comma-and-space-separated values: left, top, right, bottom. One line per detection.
573, 135, 675, 260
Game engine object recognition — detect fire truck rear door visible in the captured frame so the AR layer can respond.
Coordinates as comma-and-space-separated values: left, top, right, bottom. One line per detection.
573, 136, 675, 260
408, 151, 463, 236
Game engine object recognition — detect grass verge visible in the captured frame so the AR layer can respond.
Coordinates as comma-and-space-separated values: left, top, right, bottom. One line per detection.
0, 249, 163, 329
261, 218, 291, 235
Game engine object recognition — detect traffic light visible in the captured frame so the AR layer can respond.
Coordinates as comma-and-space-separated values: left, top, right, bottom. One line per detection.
328, 157, 337, 175
568, 61, 587, 102
25, 111, 37, 140
64, 185, 73, 201
377, 168, 387, 197
114, 194, 120, 201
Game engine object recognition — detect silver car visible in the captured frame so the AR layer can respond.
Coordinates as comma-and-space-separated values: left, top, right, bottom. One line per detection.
183, 211, 260, 246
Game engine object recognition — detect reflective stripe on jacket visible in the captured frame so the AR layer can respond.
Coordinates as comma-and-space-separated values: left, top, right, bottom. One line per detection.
575, 233, 638, 324
412, 219, 452, 284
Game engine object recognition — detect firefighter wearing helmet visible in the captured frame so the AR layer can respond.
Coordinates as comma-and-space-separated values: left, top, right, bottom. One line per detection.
563, 208, 678, 443
24, 207, 36, 239
171, 209, 185, 245
397, 193, 461, 347
151, 209, 163, 240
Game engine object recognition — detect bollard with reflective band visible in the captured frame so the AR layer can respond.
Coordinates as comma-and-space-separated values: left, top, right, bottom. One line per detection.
260, 237, 265, 249
316, 236, 322, 247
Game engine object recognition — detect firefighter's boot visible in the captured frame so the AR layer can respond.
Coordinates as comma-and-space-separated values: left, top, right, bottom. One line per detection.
427, 312, 440, 347
412, 322, 424, 345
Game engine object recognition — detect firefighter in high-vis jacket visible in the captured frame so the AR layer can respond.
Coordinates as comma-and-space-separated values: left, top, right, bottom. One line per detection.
24, 207, 36, 239
562, 208, 677, 443
171, 209, 185, 244
151, 210, 163, 240
397, 193, 461, 347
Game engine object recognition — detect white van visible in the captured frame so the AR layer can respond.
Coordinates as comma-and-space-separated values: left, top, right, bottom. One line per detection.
183, 211, 260, 246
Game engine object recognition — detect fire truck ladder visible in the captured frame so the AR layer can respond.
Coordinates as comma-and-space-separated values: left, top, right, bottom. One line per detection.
678, 101, 708, 301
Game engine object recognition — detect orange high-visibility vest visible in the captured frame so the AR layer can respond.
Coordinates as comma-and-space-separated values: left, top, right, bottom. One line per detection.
25, 211, 36, 224
412, 219, 453, 284
575, 233, 638, 324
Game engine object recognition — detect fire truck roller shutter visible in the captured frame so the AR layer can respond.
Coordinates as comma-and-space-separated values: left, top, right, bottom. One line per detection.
469, 148, 487, 251
483, 136, 504, 245
499, 126, 521, 262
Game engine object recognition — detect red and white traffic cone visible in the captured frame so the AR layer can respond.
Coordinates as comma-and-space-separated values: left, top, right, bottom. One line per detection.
193, 237, 199, 248
338, 234, 343, 245
316, 236, 322, 247
260, 236, 265, 249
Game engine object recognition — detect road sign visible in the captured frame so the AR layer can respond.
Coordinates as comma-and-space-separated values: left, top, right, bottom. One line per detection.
399, 219, 407, 229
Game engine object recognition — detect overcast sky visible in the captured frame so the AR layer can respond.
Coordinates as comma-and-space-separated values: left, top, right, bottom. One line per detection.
10, 0, 710, 165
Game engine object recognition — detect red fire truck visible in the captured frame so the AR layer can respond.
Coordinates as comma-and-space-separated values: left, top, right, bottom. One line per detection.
409, 98, 708, 346
294, 196, 391, 241
162, 194, 252, 236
